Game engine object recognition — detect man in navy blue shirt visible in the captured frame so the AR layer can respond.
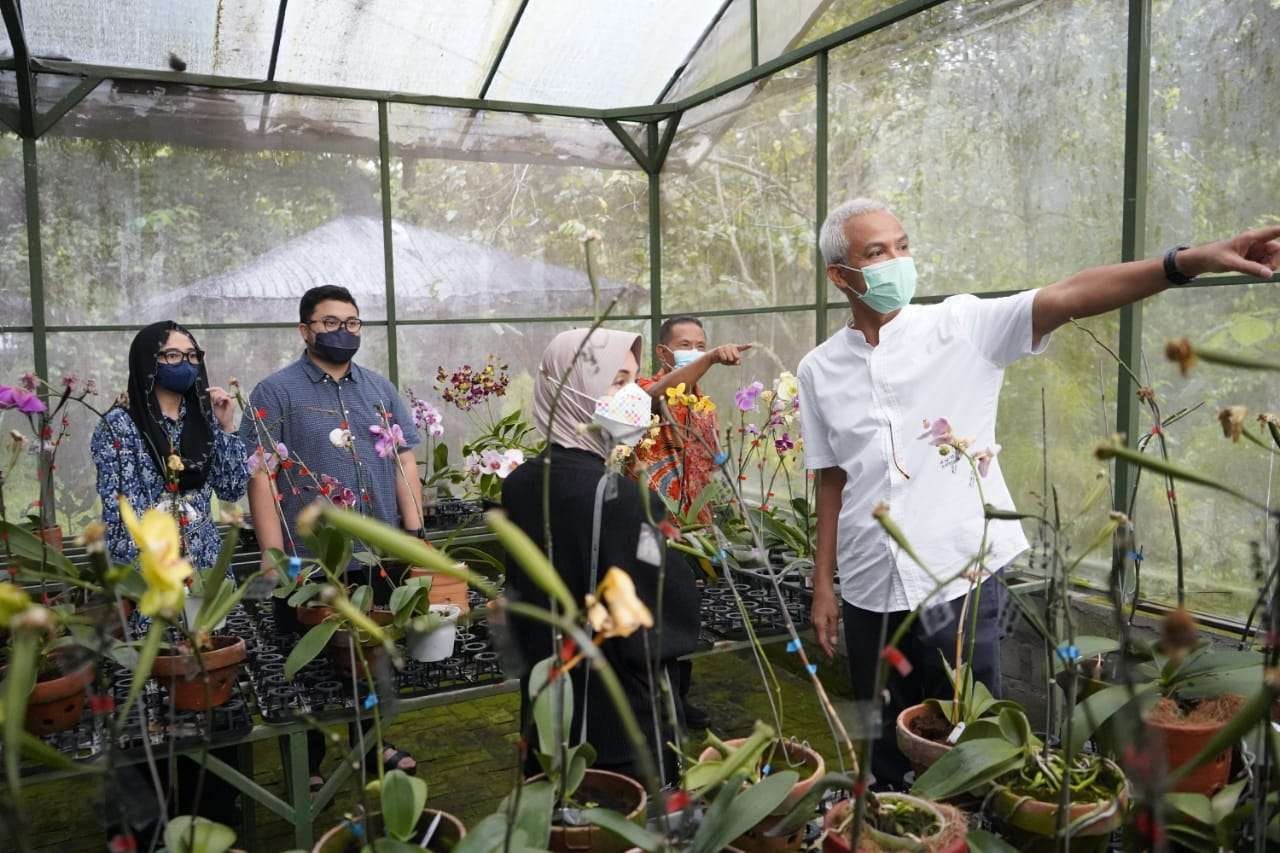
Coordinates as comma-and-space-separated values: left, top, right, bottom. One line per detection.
241, 285, 423, 786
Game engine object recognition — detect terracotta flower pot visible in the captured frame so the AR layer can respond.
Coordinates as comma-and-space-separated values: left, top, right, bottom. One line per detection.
151, 636, 247, 711
986, 759, 1128, 853
312, 808, 465, 852
896, 704, 954, 777
34, 525, 64, 553
1144, 706, 1236, 795
25, 657, 94, 735
695, 738, 826, 852
821, 795, 967, 853
409, 567, 471, 615
329, 609, 395, 678
526, 768, 646, 853
297, 603, 335, 627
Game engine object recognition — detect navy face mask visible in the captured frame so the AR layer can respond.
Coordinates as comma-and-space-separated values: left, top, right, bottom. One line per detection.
312, 328, 361, 364
155, 361, 199, 392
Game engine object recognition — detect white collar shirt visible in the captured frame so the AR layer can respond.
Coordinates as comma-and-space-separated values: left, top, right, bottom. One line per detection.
797, 289, 1049, 612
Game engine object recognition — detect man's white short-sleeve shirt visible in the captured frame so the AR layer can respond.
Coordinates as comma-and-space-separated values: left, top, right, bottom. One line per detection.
797, 290, 1048, 612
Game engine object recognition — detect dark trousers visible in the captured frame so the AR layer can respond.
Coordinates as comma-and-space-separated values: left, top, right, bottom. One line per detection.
843, 573, 1005, 789
275, 566, 398, 775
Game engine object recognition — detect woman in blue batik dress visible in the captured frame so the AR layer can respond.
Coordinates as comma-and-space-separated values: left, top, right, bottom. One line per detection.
89, 320, 248, 833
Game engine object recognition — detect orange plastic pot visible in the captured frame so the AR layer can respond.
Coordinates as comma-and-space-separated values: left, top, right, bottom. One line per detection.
26, 658, 94, 735
1145, 714, 1233, 795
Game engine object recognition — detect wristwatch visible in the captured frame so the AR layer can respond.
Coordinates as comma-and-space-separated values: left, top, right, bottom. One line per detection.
1163, 245, 1194, 286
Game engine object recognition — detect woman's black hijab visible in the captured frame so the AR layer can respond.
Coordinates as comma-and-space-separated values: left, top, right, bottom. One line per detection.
124, 321, 215, 492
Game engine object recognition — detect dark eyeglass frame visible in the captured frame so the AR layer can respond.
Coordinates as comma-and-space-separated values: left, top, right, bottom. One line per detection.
306, 316, 364, 333
156, 348, 204, 366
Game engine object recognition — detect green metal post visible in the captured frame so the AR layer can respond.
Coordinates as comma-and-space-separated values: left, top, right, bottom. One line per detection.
378, 102, 399, 386
0, 0, 35, 138
1113, 0, 1151, 514
749, 0, 760, 67
286, 730, 313, 848
478, 0, 530, 100
815, 50, 828, 344
648, 123, 662, 371
22, 138, 46, 383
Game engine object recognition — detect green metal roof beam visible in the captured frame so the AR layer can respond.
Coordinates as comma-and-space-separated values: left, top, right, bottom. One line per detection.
604, 119, 653, 173
266, 0, 289, 81
0, 0, 36, 137
34, 75, 101, 137
477, 0, 529, 100
651, 111, 683, 173
750, 0, 759, 67
25, 56, 645, 122
655, 0, 735, 105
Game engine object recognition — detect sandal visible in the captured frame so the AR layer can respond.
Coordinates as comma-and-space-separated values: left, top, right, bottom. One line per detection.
372, 744, 417, 776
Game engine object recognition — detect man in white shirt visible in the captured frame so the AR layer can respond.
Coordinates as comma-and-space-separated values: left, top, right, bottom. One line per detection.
799, 197, 1280, 788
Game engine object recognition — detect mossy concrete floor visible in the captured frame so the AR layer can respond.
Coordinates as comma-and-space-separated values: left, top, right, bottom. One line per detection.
15, 646, 857, 852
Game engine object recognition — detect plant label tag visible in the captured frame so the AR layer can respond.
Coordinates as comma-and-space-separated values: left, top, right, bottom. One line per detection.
946, 722, 966, 745
636, 524, 662, 566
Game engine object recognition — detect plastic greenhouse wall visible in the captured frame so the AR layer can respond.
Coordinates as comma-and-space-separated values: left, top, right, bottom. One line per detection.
0, 0, 1277, 622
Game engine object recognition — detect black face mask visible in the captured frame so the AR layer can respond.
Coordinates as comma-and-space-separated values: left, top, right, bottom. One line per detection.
311, 328, 361, 364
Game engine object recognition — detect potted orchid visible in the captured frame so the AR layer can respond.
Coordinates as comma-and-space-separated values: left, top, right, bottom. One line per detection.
0, 372, 99, 550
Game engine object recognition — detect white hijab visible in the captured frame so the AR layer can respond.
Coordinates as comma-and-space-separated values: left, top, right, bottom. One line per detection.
532, 328, 642, 459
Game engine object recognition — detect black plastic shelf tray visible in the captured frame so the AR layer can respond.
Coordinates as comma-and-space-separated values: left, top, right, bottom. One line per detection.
699, 575, 811, 642
242, 587, 506, 725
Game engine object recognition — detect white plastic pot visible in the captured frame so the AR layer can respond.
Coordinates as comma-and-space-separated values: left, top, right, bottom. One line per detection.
406, 604, 461, 663
182, 591, 228, 632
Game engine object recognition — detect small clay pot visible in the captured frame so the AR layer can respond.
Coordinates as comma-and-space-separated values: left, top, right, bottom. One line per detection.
26, 657, 94, 735
151, 636, 247, 711
986, 759, 1128, 853
1144, 708, 1235, 795
526, 769, 646, 853
297, 603, 335, 627
822, 795, 966, 853
697, 737, 826, 816
896, 704, 953, 777
409, 567, 471, 615
312, 808, 465, 852
329, 609, 395, 678
34, 525, 64, 553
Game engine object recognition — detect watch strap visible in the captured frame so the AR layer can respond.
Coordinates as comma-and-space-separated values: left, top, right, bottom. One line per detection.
1163, 245, 1193, 285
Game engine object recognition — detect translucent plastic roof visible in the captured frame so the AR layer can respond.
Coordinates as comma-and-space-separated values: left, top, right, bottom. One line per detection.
2, 0, 834, 109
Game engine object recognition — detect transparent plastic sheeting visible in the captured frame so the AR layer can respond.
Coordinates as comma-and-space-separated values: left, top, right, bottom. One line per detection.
3, 0, 819, 109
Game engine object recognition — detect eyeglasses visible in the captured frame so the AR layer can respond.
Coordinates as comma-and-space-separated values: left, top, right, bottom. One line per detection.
307, 316, 363, 333
156, 348, 204, 366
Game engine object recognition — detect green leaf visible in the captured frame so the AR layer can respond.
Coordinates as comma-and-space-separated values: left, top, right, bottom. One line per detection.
508, 779, 554, 849
563, 742, 596, 801
193, 525, 238, 626
433, 442, 449, 471
163, 816, 236, 853
122, 622, 163, 721
1, 520, 81, 578
318, 506, 497, 598
1052, 636, 1119, 673
693, 771, 798, 853
285, 620, 339, 680
3, 631, 39, 796
768, 772, 854, 836
911, 739, 1022, 801
1173, 648, 1264, 680
381, 769, 428, 842
956, 719, 1006, 743
995, 707, 1032, 748
288, 584, 323, 607
581, 808, 663, 852
528, 657, 573, 763
1165, 792, 1213, 826
389, 584, 429, 627
487, 511, 576, 617
964, 829, 1020, 853
1066, 681, 1158, 756
1210, 779, 1248, 825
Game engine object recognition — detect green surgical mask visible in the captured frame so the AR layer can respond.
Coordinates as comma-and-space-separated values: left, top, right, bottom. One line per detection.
837, 256, 918, 314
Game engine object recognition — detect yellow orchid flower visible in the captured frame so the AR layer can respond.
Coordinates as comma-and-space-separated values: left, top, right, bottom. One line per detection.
665, 383, 689, 407
119, 496, 194, 618
0, 582, 31, 626
584, 567, 654, 639
692, 395, 716, 415
166, 453, 185, 473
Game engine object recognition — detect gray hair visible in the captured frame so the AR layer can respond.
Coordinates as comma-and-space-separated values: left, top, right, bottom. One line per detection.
819, 198, 890, 265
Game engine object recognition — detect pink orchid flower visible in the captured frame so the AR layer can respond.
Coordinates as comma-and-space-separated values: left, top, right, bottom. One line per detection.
734, 381, 765, 412
974, 445, 1002, 477
370, 423, 406, 459
919, 418, 953, 446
